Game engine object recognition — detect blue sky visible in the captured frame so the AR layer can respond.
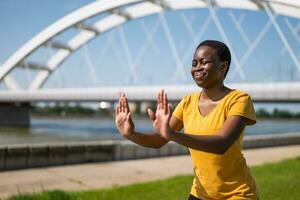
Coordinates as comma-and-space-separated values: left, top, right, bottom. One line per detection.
0, 0, 300, 111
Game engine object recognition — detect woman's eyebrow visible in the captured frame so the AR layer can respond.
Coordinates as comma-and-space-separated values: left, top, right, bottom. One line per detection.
193, 58, 207, 62
193, 57, 205, 60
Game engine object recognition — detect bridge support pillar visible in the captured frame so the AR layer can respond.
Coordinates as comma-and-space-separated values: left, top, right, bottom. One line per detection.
0, 103, 30, 127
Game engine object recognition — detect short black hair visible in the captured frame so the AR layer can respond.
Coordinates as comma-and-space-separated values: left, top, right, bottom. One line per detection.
196, 40, 231, 78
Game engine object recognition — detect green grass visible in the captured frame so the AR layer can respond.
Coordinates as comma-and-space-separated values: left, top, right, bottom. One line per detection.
7, 157, 300, 200
251, 156, 300, 200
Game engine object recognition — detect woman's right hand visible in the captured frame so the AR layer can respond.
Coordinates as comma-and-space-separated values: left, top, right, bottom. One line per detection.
147, 90, 172, 138
115, 94, 135, 138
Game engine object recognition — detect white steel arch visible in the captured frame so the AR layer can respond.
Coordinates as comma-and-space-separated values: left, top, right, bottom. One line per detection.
1, 0, 300, 90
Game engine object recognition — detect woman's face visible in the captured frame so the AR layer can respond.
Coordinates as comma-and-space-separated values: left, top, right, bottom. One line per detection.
191, 45, 225, 88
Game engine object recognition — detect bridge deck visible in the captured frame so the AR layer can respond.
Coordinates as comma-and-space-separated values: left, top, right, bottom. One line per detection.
0, 82, 299, 102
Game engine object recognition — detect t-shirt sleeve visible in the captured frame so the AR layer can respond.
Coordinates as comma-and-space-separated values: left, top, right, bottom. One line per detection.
172, 96, 186, 121
228, 92, 256, 125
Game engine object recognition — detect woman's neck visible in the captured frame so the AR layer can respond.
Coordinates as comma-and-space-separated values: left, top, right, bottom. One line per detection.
201, 83, 229, 102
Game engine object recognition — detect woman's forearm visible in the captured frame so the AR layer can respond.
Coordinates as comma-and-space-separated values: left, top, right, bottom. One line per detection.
167, 116, 246, 154
125, 131, 169, 149
169, 132, 230, 154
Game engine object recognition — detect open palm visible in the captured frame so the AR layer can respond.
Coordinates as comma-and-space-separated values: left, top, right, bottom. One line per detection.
150, 90, 172, 140
115, 94, 134, 137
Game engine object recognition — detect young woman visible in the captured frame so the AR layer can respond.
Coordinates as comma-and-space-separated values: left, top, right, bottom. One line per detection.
115, 40, 258, 200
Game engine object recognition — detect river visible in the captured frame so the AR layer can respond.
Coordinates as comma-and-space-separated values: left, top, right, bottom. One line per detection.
0, 117, 300, 146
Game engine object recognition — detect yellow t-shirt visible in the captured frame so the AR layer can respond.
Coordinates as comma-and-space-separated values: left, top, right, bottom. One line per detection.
173, 89, 258, 200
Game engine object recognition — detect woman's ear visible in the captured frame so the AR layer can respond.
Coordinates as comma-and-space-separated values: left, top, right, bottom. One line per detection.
220, 61, 228, 77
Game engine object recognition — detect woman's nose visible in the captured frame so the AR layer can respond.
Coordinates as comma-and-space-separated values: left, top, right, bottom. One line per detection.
193, 65, 204, 71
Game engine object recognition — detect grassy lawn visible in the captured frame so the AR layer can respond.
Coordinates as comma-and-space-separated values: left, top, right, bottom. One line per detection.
7, 156, 300, 200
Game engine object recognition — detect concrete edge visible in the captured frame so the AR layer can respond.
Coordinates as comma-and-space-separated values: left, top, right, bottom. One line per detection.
0, 133, 299, 171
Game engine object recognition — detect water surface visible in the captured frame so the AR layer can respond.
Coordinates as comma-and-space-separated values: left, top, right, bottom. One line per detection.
0, 117, 299, 146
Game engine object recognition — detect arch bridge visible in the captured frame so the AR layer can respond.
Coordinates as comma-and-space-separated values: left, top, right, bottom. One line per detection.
1, 0, 300, 126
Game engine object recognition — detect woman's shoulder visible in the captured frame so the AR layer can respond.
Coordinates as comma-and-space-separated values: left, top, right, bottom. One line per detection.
183, 91, 200, 101
179, 92, 199, 106
228, 89, 251, 99
224, 89, 254, 106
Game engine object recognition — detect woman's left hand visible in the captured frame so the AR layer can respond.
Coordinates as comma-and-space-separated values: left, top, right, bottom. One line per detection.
153, 90, 173, 140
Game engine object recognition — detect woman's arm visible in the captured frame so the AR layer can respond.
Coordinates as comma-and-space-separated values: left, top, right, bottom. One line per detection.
169, 116, 247, 154
155, 90, 247, 154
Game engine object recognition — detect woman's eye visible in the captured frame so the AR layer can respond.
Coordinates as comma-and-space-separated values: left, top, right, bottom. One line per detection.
192, 61, 197, 67
200, 60, 206, 65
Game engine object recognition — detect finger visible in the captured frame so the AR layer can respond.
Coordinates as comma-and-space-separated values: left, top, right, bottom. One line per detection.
147, 108, 155, 121
123, 97, 127, 113
157, 91, 161, 109
122, 97, 125, 113
162, 90, 165, 110
118, 94, 123, 113
168, 104, 173, 118
118, 96, 122, 108
121, 96, 125, 113
124, 95, 130, 113
126, 112, 133, 125
122, 94, 128, 113
161, 89, 165, 110
116, 105, 120, 115
168, 103, 172, 113
163, 91, 168, 114
124, 105, 128, 113
126, 112, 131, 121
159, 90, 163, 109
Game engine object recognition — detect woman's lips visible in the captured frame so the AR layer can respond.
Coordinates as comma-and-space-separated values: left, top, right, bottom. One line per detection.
194, 71, 206, 80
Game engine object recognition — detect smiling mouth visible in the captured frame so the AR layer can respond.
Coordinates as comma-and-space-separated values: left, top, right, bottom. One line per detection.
194, 71, 206, 80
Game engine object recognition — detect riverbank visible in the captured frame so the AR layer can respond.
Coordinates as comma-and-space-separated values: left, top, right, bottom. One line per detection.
1, 133, 300, 171
30, 114, 300, 120
0, 145, 299, 199
1, 118, 300, 146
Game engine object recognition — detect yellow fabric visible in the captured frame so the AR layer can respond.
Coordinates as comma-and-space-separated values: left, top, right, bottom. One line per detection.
173, 89, 258, 200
